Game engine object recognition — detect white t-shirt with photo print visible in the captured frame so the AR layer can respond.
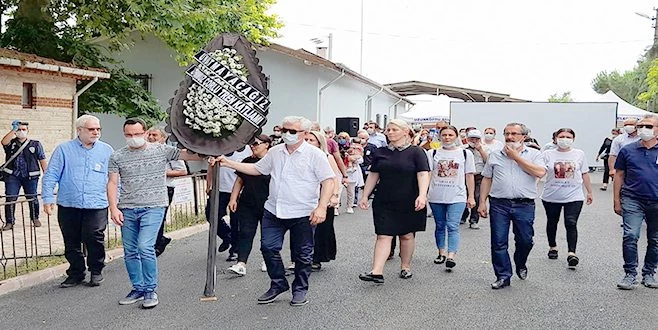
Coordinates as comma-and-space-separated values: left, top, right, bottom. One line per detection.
427, 148, 476, 204
540, 148, 589, 203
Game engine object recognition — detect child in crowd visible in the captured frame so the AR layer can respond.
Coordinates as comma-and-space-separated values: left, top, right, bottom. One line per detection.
344, 143, 364, 214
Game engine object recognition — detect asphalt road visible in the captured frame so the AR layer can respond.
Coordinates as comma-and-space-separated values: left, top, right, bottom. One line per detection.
2, 173, 657, 329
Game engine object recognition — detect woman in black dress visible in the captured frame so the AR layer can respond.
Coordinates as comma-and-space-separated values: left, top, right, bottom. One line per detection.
596, 128, 619, 190
358, 119, 430, 283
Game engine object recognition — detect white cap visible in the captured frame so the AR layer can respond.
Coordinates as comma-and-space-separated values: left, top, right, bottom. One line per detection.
467, 129, 482, 138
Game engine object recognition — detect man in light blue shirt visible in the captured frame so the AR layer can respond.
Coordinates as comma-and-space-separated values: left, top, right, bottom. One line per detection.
478, 122, 546, 290
42, 115, 114, 288
366, 121, 388, 148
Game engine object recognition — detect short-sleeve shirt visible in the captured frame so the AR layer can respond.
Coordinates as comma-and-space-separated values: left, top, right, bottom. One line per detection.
166, 160, 187, 187
427, 148, 476, 203
236, 156, 271, 209
108, 143, 181, 209
540, 149, 589, 203
482, 147, 543, 199
370, 145, 430, 205
615, 141, 658, 201
254, 142, 335, 219
610, 133, 641, 156
466, 145, 490, 174
219, 147, 252, 192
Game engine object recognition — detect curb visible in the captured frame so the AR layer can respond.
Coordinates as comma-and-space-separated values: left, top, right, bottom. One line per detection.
0, 222, 209, 297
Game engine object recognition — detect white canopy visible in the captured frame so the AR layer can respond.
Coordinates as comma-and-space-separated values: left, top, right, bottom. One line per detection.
595, 91, 654, 120
398, 94, 463, 123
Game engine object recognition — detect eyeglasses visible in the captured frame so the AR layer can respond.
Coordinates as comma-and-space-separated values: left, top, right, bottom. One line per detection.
503, 132, 523, 136
637, 124, 655, 129
281, 128, 300, 134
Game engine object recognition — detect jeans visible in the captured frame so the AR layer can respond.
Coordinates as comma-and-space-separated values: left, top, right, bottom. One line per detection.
260, 210, 315, 295
542, 200, 583, 253
235, 205, 264, 263
155, 187, 175, 249
121, 207, 165, 292
621, 195, 658, 277
58, 206, 108, 278
489, 198, 535, 280
4, 175, 39, 223
430, 202, 466, 253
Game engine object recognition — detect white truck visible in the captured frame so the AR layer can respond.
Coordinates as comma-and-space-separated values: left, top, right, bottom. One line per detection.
449, 102, 618, 167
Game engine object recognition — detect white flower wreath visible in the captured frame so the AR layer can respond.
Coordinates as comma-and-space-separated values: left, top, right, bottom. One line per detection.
183, 48, 248, 137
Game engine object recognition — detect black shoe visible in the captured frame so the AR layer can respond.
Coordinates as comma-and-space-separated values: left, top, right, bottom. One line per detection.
359, 272, 385, 284
434, 255, 446, 264
257, 288, 288, 304
567, 255, 579, 269
218, 241, 230, 253
516, 267, 528, 280
445, 258, 456, 269
155, 237, 172, 257
387, 253, 394, 261
311, 263, 322, 271
460, 218, 467, 224
60, 276, 85, 288
88, 273, 104, 287
1, 223, 13, 231
226, 253, 238, 262
399, 269, 413, 279
491, 278, 511, 290
547, 249, 558, 260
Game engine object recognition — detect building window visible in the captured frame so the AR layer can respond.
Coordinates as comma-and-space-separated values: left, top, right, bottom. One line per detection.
22, 83, 34, 108
131, 74, 151, 92
375, 114, 381, 127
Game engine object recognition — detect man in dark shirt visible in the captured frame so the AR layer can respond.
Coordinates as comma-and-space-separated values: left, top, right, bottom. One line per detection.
1, 121, 47, 230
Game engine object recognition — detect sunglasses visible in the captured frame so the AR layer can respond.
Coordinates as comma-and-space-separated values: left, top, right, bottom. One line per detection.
280, 128, 300, 134
251, 140, 266, 147
637, 124, 655, 129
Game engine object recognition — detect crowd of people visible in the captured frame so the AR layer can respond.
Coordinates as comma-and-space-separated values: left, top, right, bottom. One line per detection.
1, 112, 657, 309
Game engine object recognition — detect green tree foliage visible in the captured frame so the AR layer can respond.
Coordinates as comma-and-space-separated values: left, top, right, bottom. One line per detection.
0, 0, 281, 123
591, 57, 656, 112
548, 91, 573, 103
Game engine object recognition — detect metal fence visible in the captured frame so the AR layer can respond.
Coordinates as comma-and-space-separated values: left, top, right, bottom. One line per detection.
0, 173, 209, 281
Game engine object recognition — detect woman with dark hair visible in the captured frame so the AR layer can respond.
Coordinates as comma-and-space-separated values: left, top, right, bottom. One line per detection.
596, 128, 620, 191
540, 128, 593, 269
226, 135, 272, 276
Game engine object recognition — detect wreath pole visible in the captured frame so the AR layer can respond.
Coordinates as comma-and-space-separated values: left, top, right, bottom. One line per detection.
201, 163, 221, 301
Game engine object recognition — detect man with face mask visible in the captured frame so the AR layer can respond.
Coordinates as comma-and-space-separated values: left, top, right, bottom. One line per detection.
478, 122, 546, 290
613, 114, 658, 290
608, 118, 640, 178
108, 118, 203, 309
366, 121, 388, 148
41, 115, 113, 287
462, 130, 489, 229
270, 126, 283, 146
1, 121, 47, 231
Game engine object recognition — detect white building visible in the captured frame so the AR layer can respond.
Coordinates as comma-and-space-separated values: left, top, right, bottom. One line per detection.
99, 32, 413, 135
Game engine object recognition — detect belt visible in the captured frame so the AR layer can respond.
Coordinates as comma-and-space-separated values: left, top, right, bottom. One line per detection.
490, 197, 534, 203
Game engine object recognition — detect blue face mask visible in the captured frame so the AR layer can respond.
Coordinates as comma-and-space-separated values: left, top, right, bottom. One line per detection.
338, 139, 347, 145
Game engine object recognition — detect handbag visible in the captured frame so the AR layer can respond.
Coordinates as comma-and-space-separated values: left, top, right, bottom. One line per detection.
0, 139, 31, 181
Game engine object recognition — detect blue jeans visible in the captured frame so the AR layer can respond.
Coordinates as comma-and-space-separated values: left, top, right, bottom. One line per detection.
621, 195, 658, 277
4, 175, 39, 223
121, 207, 165, 292
489, 198, 535, 280
260, 210, 315, 295
429, 202, 465, 253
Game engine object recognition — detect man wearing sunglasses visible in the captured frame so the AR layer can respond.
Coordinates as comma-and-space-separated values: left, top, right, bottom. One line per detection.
613, 114, 658, 290
216, 116, 335, 307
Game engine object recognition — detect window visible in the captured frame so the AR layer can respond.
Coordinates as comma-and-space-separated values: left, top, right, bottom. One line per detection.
22, 83, 34, 108
383, 114, 388, 127
130, 74, 151, 92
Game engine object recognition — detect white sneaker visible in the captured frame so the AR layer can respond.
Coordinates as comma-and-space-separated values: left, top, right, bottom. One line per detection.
334, 208, 339, 216
346, 207, 354, 214
227, 263, 246, 276
261, 261, 267, 272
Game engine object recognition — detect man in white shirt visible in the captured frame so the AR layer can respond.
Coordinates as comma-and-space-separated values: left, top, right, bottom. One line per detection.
217, 116, 335, 307
366, 121, 388, 148
608, 118, 640, 177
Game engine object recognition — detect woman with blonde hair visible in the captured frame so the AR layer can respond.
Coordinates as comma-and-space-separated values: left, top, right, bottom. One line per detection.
358, 119, 430, 283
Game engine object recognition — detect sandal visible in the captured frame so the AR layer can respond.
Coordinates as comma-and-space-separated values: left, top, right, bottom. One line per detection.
567, 255, 579, 269
399, 269, 413, 279
359, 272, 385, 284
433, 255, 447, 264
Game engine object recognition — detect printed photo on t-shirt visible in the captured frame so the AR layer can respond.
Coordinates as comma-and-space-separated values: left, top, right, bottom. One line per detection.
553, 161, 575, 179
437, 159, 459, 177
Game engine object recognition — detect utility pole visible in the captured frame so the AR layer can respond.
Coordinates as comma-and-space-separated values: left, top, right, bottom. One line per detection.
654, 8, 658, 46
359, 0, 364, 74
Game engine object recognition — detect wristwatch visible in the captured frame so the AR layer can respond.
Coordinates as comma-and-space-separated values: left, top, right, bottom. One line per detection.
342, 175, 348, 179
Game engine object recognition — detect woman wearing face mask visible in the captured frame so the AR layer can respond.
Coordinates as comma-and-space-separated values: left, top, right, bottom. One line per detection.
305, 131, 341, 270
427, 126, 476, 269
358, 119, 430, 283
596, 128, 620, 191
226, 135, 272, 276
540, 128, 593, 269
482, 127, 504, 151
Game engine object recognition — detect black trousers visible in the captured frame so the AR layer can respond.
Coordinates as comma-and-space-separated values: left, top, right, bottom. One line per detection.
57, 206, 108, 278
205, 192, 232, 246
602, 156, 610, 184
235, 205, 264, 263
155, 187, 175, 249
542, 200, 584, 253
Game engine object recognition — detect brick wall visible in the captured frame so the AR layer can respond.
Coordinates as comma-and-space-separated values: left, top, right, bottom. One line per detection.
0, 69, 76, 195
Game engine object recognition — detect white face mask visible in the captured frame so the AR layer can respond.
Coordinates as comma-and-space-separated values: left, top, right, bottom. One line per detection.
623, 125, 636, 134
15, 131, 27, 139
468, 142, 477, 148
556, 138, 573, 149
282, 132, 299, 145
367, 128, 375, 135
484, 133, 495, 141
460, 133, 467, 139
126, 136, 146, 148
506, 141, 522, 149
638, 127, 656, 141
442, 141, 458, 149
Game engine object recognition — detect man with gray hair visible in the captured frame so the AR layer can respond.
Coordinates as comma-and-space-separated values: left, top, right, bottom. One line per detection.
478, 122, 546, 290
42, 114, 114, 288
608, 118, 641, 177
217, 115, 335, 306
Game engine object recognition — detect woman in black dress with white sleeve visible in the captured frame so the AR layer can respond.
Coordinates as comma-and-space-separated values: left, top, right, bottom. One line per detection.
358, 119, 430, 283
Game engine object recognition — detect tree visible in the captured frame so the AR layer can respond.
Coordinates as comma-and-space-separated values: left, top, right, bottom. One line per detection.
591, 55, 656, 112
548, 91, 573, 103
0, 0, 281, 123
638, 58, 658, 112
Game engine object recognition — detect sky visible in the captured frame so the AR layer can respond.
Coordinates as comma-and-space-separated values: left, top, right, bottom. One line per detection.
269, 0, 658, 102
